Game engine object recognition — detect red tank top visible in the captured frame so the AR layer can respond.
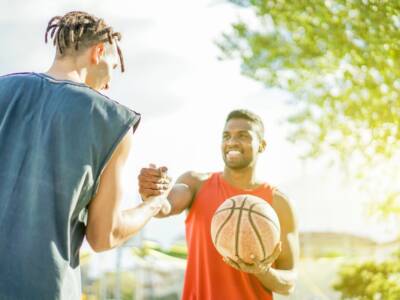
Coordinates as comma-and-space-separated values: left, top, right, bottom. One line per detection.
182, 172, 274, 300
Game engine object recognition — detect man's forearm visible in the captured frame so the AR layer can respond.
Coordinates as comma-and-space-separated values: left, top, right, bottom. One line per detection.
254, 267, 297, 295
110, 198, 164, 248
144, 183, 193, 218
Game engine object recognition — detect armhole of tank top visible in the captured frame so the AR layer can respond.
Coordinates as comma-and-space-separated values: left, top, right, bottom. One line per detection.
75, 114, 138, 225
270, 185, 278, 196
97, 118, 136, 187
89, 113, 139, 205
184, 172, 215, 223
263, 184, 275, 203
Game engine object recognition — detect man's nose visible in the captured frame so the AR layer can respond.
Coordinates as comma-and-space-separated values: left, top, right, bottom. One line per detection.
226, 136, 240, 146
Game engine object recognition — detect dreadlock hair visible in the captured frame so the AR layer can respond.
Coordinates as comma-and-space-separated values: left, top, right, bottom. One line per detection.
45, 11, 125, 72
226, 109, 265, 140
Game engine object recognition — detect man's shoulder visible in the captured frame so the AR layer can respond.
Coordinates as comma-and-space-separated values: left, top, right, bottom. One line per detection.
272, 188, 292, 207
271, 188, 296, 221
177, 171, 214, 197
0, 72, 33, 79
177, 171, 213, 189
272, 188, 288, 200
79, 88, 139, 121
178, 171, 212, 183
0, 72, 37, 86
56, 81, 139, 124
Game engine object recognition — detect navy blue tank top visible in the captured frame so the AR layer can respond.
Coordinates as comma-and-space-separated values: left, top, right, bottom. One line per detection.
0, 72, 140, 299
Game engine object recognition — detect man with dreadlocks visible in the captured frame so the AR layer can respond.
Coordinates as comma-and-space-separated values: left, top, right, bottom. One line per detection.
0, 11, 170, 300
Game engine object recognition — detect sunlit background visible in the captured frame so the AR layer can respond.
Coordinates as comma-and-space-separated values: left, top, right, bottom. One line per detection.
1, 0, 399, 299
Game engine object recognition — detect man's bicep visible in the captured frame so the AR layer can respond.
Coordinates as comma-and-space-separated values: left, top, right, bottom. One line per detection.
166, 171, 199, 215
85, 132, 133, 250
272, 191, 300, 270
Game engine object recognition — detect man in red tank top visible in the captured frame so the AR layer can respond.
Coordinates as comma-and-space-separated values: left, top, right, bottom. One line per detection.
139, 109, 299, 299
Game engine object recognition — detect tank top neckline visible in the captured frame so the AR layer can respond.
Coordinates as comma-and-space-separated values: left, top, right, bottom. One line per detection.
216, 172, 270, 193
32, 72, 125, 106
35, 72, 88, 88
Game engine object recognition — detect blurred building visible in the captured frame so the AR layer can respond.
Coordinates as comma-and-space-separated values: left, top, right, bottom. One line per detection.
300, 231, 400, 259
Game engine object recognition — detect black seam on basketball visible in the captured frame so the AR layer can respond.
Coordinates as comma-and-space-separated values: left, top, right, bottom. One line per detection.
248, 203, 266, 261
252, 202, 280, 232
213, 207, 279, 232
235, 197, 247, 258
230, 259, 241, 270
214, 199, 236, 245
214, 198, 235, 214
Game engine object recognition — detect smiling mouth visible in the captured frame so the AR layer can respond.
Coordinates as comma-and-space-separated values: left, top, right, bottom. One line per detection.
226, 150, 242, 159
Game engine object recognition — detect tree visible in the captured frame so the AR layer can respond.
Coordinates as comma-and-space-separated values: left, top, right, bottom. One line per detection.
218, 2, 400, 298
218, 0, 400, 170
333, 251, 400, 300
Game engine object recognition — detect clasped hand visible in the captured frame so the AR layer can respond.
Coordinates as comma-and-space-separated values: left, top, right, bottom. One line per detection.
138, 164, 172, 215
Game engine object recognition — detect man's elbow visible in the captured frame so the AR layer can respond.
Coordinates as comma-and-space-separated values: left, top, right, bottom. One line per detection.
86, 235, 112, 252
86, 228, 120, 253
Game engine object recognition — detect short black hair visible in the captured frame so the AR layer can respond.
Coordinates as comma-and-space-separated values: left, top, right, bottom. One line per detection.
226, 109, 264, 139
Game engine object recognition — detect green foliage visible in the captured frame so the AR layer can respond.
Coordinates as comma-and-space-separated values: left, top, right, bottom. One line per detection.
218, 0, 400, 167
378, 192, 400, 217
333, 251, 400, 299
369, 191, 400, 219
131, 241, 188, 259
164, 244, 188, 259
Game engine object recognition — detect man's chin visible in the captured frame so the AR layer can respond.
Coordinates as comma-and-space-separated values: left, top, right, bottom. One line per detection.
224, 160, 248, 170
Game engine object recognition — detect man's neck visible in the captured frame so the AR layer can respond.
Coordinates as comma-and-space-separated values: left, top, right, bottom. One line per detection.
45, 59, 86, 84
222, 166, 260, 190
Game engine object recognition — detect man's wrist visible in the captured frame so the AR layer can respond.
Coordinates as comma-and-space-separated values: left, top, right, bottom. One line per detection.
143, 197, 163, 215
140, 194, 151, 202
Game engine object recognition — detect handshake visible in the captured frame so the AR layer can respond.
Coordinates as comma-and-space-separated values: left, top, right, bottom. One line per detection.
138, 164, 172, 216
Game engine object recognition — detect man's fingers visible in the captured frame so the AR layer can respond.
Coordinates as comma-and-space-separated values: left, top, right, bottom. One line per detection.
139, 188, 164, 198
262, 242, 282, 264
271, 242, 282, 261
139, 181, 170, 190
233, 255, 269, 274
159, 166, 168, 174
271, 242, 282, 258
139, 187, 164, 194
140, 167, 163, 177
140, 166, 171, 180
138, 174, 169, 184
222, 257, 242, 271
233, 256, 255, 270
234, 255, 249, 265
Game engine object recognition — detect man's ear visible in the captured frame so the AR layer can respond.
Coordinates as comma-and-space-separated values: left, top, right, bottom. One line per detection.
259, 139, 267, 153
90, 43, 105, 65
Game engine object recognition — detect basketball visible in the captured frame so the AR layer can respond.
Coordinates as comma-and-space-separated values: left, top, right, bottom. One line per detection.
211, 194, 280, 267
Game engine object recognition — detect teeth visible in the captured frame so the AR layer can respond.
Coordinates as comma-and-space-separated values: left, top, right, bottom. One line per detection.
227, 150, 241, 155
226, 150, 241, 159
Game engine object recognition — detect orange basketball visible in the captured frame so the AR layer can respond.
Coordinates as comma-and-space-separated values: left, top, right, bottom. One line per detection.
211, 194, 280, 267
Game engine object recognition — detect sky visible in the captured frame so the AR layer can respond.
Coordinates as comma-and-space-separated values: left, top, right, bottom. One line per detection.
0, 0, 398, 247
